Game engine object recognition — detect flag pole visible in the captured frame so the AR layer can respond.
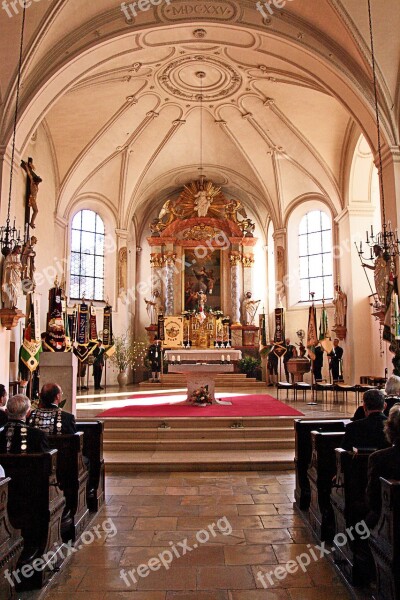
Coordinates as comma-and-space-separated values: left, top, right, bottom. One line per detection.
307, 292, 317, 405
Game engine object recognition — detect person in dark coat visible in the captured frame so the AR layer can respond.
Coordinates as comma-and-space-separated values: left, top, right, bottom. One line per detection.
147, 338, 162, 382
328, 338, 343, 381
312, 344, 324, 381
342, 388, 389, 451
0, 384, 8, 428
283, 338, 296, 382
267, 348, 279, 386
92, 339, 105, 390
352, 374, 400, 421
27, 383, 76, 434
366, 404, 400, 527
0, 394, 49, 453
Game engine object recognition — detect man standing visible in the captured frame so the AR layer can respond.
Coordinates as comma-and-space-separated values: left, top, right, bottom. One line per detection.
283, 338, 296, 382
328, 338, 343, 382
92, 339, 105, 390
147, 338, 162, 383
313, 345, 324, 381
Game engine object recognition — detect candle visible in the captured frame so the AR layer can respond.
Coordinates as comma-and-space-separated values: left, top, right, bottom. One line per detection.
371, 224, 373, 236
360, 241, 362, 252
221, 354, 225, 362
177, 355, 181, 362
172, 355, 176, 362
366, 230, 369, 243
227, 354, 231, 362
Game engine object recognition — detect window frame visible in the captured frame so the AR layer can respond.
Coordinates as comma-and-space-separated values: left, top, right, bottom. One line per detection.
69, 209, 105, 302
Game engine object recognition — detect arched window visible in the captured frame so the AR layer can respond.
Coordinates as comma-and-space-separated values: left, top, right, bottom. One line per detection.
298, 210, 333, 302
70, 209, 105, 300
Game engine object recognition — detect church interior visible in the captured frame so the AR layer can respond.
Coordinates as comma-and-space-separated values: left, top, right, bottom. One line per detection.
0, 0, 399, 598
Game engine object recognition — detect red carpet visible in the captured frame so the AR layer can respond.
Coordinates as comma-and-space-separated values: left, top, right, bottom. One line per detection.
96, 394, 303, 418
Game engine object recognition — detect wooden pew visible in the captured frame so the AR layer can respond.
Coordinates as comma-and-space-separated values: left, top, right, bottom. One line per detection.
369, 478, 400, 600
330, 448, 375, 584
0, 477, 24, 599
307, 431, 344, 541
0, 451, 65, 590
76, 420, 105, 512
47, 433, 89, 542
294, 419, 347, 510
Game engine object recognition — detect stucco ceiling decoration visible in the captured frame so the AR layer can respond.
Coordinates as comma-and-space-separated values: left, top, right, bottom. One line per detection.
158, 55, 242, 102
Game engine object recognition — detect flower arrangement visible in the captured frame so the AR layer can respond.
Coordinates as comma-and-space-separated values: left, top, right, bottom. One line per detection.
188, 385, 213, 406
109, 331, 148, 372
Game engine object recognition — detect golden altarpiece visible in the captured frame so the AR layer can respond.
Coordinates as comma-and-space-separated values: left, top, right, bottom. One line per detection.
146, 180, 260, 348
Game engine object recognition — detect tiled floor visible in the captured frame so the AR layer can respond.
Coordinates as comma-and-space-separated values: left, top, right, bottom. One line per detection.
38, 470, 355, 599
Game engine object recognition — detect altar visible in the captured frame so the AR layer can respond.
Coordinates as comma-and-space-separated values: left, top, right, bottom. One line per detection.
166, 348, 242, 404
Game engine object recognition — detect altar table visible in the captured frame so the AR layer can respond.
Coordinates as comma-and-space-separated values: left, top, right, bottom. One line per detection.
168, 363, 235, 404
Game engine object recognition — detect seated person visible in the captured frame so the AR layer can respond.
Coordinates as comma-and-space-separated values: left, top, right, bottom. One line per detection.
366, 404, 400, 527
342, 389, 389, 451
0, 384, 8, 427
27, 383, 76, 434
352, 375, 400, 420
0, 394, 49, 453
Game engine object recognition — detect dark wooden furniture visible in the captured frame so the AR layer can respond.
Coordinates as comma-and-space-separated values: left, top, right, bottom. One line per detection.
307, 431, 345, 541
0, 451, 65, 590
369, 478, 400, 600
0, 477, 24, 599
294, 419, 347, 511
76, 420, 105, 511
47, 432, 89, 542
330, 448, 375, 584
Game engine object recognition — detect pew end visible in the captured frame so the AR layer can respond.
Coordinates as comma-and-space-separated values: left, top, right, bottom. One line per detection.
76, 420, 105, 512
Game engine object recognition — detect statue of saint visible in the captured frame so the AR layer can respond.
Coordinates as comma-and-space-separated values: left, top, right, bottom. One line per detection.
242, 291, 261, 326
145, 289, 163, 325
21, 235, 37, 293
194, 187, 212, 217
21, 158, 42, 229
1, 245, 23, 308
362, 244, 393, 306
333, 283, 347, 327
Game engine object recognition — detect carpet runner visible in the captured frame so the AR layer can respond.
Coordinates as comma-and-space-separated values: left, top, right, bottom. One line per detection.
96, 394, 303, 418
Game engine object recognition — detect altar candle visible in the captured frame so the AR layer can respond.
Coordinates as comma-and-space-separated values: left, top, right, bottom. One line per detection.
221, 354, 225, 362
227, 354, 231, 362
177, 355, 181, 362
172, 355, 176, 362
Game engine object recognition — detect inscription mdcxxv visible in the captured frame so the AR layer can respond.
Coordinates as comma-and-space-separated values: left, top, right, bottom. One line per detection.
162, 0, 238, 20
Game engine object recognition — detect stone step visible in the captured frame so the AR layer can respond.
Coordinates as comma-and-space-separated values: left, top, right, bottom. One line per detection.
104, 449, 295, 472
104, 438, 294, 451
102, 416, 297, 430
104, 426, 294, 441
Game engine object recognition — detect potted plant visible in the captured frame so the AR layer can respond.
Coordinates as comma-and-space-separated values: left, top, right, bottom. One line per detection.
109, 331, 148, 386
238, 355, 261, 378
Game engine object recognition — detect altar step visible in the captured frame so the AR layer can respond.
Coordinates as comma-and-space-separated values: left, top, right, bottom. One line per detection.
139, 373, 265, 390
102, 416, 296, 470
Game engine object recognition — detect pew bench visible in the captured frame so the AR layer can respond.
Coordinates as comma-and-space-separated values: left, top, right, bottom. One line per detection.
0, 451, 65, 590
76, 420, 105, 512
307, 431, 345, 541
0, 477, 24, 599
330, 448, 375, 585
47, 432, 89, 542
369, 478, 400, 600
294, 419, 347, 511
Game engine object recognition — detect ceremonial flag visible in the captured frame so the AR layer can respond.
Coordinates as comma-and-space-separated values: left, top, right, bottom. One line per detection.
164, 317, 184, 347
89, 303, 98, 342
103, 303, 113, 347
307, 305, 318, 360
73, 301, 96, 362
20, 295, 42, 371
319, 305, 333, 354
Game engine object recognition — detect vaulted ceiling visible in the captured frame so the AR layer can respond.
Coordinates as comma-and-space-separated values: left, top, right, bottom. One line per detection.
0, 0, 399, 234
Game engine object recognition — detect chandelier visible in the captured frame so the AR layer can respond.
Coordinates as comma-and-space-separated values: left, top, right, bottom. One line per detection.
0, 6, 26, 256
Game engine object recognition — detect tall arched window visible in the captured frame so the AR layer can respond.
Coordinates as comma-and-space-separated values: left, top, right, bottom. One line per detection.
70, 209, 105, 300
298, 210, 333, 302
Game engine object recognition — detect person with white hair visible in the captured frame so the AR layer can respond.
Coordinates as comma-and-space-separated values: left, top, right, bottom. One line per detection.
352, 374, 400, 421
0, 394, 49, 453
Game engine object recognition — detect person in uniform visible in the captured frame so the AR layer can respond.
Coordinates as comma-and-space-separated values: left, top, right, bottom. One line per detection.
313, 344, 324, 381
283, 338, 296, 382
267, 348, 279, 386
328, 338, 343, 382
147, 338, 162, 383
27, 383, 76, 434
92, 339, 105, 390
0, 394, 49, 453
